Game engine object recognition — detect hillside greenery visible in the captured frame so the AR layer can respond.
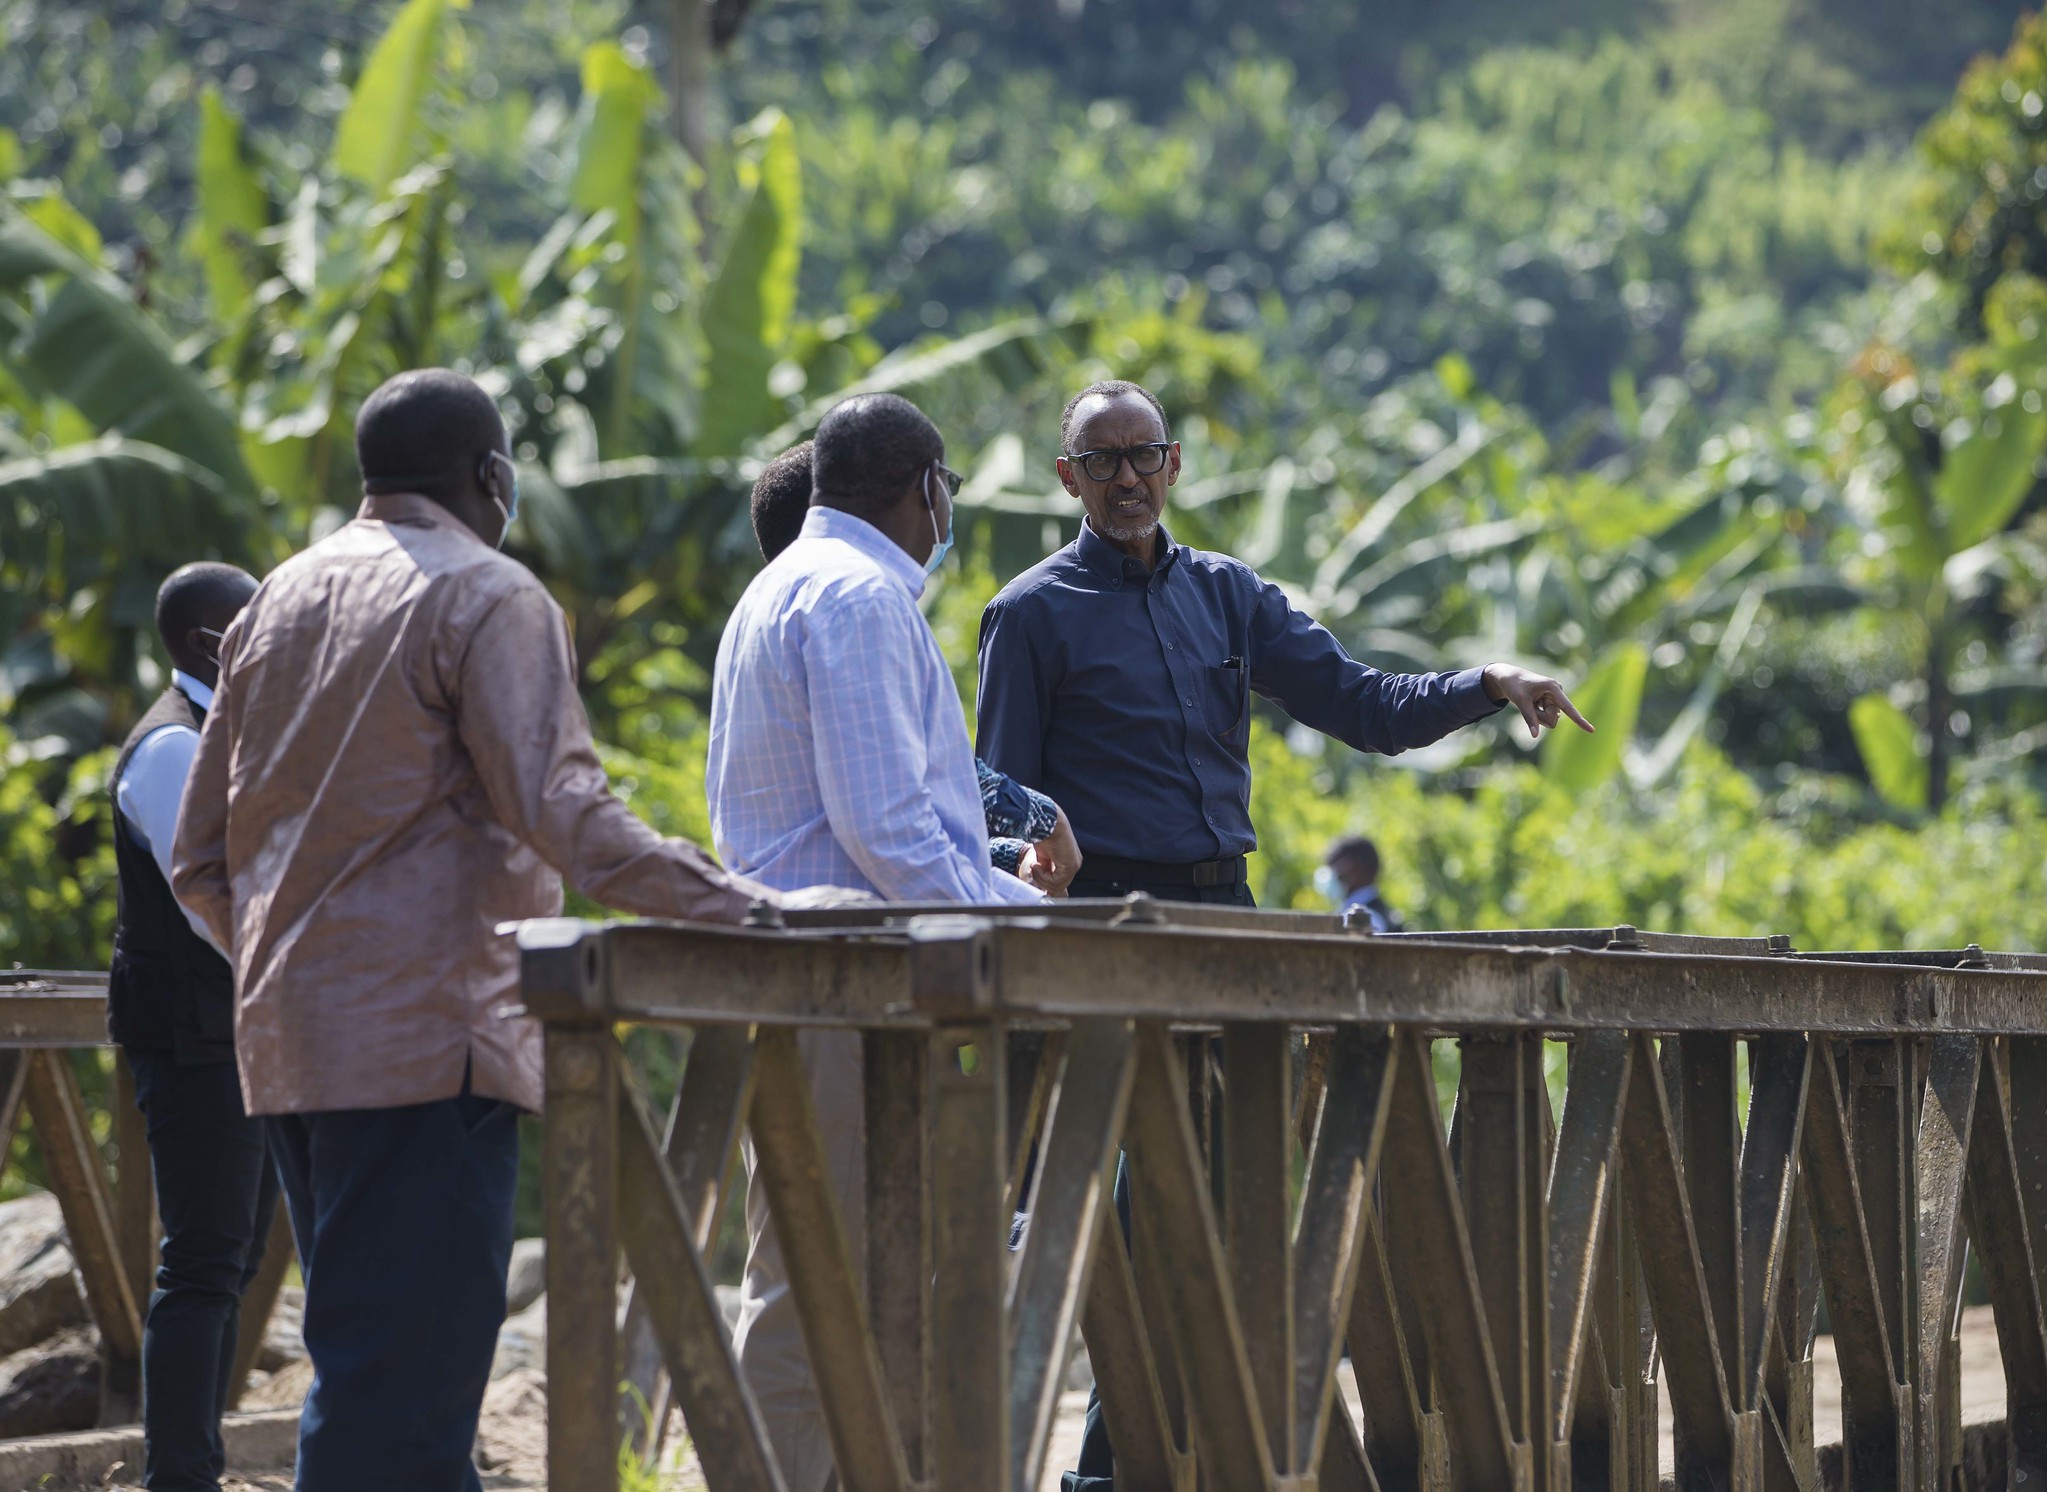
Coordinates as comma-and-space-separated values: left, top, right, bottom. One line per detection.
5, 0, 2047, 982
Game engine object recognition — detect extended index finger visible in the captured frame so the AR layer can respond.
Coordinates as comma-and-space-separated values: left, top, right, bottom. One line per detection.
1550, 685, 1595, 733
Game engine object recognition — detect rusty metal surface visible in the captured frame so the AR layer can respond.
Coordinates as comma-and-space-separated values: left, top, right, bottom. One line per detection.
929, 1022, 1009, 1490
26, 1051, 142, 1401
545, 915, 2047, 1035
747, 1028, 911, 1492
1009, 1019, 1135, 1492
1291, 1027, 1395, 1477
616, 1068, 786, 1492
1123, 1020, 1278, 1490
1225, 1020, 1296, 1468
862, 1030, 932, 1481
480, 914, 2047, 1491
543, 1022, 620, 1492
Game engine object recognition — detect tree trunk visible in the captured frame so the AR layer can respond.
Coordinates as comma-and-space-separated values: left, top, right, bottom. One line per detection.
669, 0, 716, 169
1926, 627, 1951, 813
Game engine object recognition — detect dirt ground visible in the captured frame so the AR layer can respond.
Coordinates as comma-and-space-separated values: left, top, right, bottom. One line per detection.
105, 1308, 2008, 1490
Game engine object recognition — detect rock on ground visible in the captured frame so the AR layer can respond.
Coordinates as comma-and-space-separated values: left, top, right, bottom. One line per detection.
0, 1325, 100, 1439
0, 1194, 85, 1358
505, 1237, 545, 1316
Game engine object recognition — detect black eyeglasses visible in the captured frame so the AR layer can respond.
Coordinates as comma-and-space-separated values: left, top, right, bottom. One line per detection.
1068, 443, 1170, 483
932, 463, 963, 498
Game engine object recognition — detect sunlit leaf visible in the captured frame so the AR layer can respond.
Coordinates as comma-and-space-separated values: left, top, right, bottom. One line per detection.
1544, 641, 1647, 792
1936, 405, 2047, 552
700, 110, 803, 457
0, 438, 256, 570
0, 203, 255, 494
332, 0, 461, 194
192, 88, 270, 320
1849, 693, 1928, 811
569, 43, 659, 249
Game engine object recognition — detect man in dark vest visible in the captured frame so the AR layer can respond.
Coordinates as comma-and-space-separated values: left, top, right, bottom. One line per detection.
110, 560, 273, 1491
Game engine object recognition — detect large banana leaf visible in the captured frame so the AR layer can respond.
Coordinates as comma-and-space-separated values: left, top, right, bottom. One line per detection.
0, 438, 256, 570
783, 317, 1070, 442
332, 0, 464, 194
569, 43, 659, 248
1308, 422, 1493, 605
1936, 403, 2047, 553
192, 88, 270, 320
567, 43, 663, 455
1544, 641, 1646, 793
0, 204, 255, 494
700, 110, 803, 458
1848, 693, 1929, 811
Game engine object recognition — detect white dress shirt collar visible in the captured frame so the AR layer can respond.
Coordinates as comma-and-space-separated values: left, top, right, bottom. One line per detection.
171, 669, 216, 712
796, 506, 928, 598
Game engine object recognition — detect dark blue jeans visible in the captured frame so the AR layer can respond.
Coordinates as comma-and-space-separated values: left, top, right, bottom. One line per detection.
126, 1046, 280, 1492
1063, 876, 1254, 1492
268, 1082, 519, 1492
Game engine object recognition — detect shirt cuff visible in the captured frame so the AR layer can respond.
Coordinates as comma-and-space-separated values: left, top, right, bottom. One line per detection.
1448, 665, 1505, 722
989, 837, 1029, 874
986, 867, 1048, 904
1015, 783, 1060, 844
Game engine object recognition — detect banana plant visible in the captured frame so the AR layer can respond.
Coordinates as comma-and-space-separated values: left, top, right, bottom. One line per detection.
1835, 357, 2047, 810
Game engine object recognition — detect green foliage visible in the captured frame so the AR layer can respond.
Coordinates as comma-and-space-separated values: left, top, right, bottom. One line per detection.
4, 0, 2047, 989
190, 89, 267, 321
332, 0, 465, 194
1545, 642, 1645, 791
1849, 693, 1930, 810
700, 109, 803, 456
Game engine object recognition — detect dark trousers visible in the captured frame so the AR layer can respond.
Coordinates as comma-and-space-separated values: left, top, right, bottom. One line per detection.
1065, 875, 1255, 1492
268, 1081, 519, 1492
126, 1047, 280, 1492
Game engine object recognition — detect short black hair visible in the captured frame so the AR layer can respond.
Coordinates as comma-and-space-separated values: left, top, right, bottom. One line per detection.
751, 441, 815, 562
812, 393, 942, 521
1326, 835, 1381, 884
355, 368, 506, 501
1059, 379, 1171, 453
156, 561, 257, 655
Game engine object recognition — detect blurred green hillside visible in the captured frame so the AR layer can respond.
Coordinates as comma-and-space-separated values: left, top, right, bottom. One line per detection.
7, 0, 2047, 967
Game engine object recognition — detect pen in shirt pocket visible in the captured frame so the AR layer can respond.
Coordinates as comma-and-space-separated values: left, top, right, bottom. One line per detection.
1222, 655, 1249, 743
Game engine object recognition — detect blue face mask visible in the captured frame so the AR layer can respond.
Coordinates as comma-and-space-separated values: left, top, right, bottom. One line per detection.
923, 467, 953, 577
487, 451, 520, 550
1313, 864, 1344, 905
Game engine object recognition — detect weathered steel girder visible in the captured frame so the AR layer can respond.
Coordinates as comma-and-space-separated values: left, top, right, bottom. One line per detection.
516, 905, 2047, 1492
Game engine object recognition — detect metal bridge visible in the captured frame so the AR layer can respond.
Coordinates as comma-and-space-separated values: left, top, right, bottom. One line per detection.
8, 901, 2047, 1492
522, 901, 2047, 1492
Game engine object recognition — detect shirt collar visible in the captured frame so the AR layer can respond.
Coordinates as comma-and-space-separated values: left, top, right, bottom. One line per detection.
171, 669, 215, 712
1076, 519, 1179, 589
357, 490, 488, 548
799, 506, 928, 598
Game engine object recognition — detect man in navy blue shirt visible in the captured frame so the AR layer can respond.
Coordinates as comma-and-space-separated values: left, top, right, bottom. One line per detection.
978, 378, 1589, 909
978, 379, 1591, 1491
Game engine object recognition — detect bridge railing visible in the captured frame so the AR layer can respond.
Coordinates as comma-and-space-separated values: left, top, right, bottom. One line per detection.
0, 970, 294, 1427
519, 899, 2047, 1492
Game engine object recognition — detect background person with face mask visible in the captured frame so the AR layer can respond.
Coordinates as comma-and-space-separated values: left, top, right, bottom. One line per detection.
1318, 834, 1405, 932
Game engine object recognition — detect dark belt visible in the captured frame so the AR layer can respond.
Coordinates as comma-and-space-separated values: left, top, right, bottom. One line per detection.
1078, 854, 1247, 889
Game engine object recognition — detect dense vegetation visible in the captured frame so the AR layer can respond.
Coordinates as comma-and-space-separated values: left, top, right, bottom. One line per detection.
7, 0, 2047, 976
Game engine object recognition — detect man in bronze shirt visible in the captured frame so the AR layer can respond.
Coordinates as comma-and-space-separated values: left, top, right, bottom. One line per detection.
174, 369, 775, 1489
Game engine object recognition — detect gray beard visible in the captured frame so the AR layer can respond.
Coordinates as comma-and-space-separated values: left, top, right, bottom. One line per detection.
1102, 515, 1159, 544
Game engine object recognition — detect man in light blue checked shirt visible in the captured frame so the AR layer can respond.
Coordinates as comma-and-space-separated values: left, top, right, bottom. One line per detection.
707, 392, 1041, 1491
